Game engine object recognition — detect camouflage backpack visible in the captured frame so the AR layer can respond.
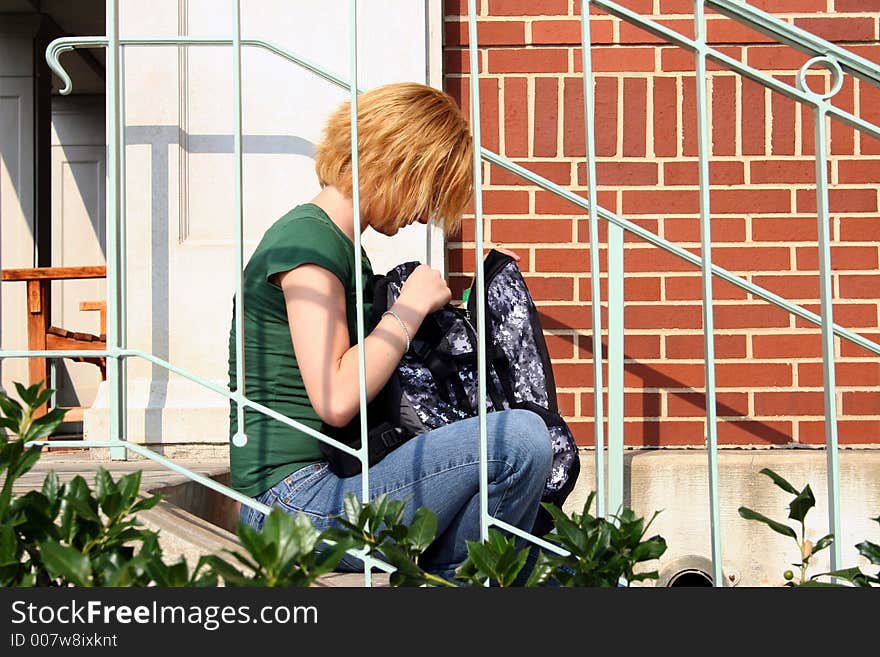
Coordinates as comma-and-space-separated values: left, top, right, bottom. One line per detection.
321, 249, 580, 532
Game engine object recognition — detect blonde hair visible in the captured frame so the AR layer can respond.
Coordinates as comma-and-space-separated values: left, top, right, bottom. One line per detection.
315, 82, 473, 236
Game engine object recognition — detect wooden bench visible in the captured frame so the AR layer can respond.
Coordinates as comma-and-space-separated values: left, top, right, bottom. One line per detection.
1, 266, 107, 419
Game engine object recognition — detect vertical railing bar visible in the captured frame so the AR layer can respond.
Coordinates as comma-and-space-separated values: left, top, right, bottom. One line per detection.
606, 229, 623, 518
118, 43, 129, 453
230, 0, 247, 452
49, 361, 57, 408
466, 0, 490, 545
581, 1, 609, 519
348, 0, 372, 588
812, 101, 842, 572
106, 0, 126, 461
694, 0, 723, 587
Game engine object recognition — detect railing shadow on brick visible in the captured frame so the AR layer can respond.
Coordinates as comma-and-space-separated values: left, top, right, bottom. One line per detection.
548, 330, 793, 447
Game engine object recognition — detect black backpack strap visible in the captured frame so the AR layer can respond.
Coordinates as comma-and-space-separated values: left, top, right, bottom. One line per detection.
423, 345, 475, 415
489, 343, 517, 407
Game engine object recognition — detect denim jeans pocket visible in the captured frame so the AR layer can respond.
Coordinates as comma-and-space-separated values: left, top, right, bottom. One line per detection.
278, 462, 330, 506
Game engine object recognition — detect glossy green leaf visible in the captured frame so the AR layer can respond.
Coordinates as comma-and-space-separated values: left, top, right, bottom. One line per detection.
95, 468, 114, 501
814, 566, 865, 583
32, 388, 55, 411
41, 470, 59, 503
486, 528, 510, 552
118, 471, 143, 508
759, 468, 799, 495
525, 551, 553, 587
100, 491, 123, 520
856, 539, 880, 565
0, 391, 23, 424
284, 512, 321, 562
236, 522, 267, 567
40, 539, 91, 586
22, 408, 67, 443
10, 446, 42, 480
313, 536, 357, 578
343, 493, 361, 526
813, 533, 834, 554
0, 440, 20, 475
738, 506, 797, 539
798, 580, 847, 587
462, 541, 495, 578
224, 548, 260, 575
546, 514, 586, 553
11, 491, 57, 543
65, 492, 100, 523
93, 551, 130, 586
406, 507, 437, 553
541, 500, 577, 534
498, 545, 530, 587
631, 536, 667, 562
369, 494, 391, 533
0, 524, 17, 566
130, 495, 162, 514
14, 382, 37, 406
381, 543, 428, 586
788, 485, 816, 523
201, 555, 258, 587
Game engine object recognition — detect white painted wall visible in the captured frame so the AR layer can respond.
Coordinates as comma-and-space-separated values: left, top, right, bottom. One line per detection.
0, 16, 39, 398
86, 0, 442, 447
50, 96, 106, 409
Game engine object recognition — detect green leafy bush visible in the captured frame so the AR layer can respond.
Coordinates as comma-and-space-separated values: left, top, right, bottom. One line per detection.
201, 509, 354, 587
455, 529, 538, 587
537, 493, 666, 587
0, 383, 213, 586
323, 493, 454, 587
453, 493, 667, 587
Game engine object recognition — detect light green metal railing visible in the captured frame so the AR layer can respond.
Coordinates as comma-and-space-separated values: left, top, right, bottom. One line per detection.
2, 0, 879, 586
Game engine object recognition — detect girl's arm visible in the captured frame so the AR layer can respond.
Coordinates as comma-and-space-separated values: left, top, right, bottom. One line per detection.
278, 262, 450, 427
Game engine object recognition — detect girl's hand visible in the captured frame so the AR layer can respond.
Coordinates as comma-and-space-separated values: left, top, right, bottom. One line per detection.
494, 247, 521, 264
398, 264, 452, 316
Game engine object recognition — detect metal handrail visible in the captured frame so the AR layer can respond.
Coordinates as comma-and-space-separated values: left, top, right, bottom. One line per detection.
708, 0, 880, 89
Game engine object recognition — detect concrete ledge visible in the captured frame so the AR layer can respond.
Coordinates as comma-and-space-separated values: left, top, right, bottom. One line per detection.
566, 448, 880, 586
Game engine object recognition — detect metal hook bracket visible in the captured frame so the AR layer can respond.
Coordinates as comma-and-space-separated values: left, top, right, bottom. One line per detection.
46, 36, 108, 95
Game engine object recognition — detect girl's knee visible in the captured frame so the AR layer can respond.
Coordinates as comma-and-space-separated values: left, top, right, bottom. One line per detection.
501, 409, 553, 475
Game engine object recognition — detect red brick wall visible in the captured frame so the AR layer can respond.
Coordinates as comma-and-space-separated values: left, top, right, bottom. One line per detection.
443, 0, 880, 447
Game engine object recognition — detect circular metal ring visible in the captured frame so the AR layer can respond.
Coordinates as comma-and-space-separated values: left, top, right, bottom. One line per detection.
797, 55, 844, 100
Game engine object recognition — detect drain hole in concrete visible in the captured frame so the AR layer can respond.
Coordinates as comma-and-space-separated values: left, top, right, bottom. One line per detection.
667, 569, 713, 587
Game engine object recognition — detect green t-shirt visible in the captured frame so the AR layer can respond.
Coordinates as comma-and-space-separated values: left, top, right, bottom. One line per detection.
228, 203, 373, 497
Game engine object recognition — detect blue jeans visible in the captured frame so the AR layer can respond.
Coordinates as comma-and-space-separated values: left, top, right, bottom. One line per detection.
239, 409, 553, 581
